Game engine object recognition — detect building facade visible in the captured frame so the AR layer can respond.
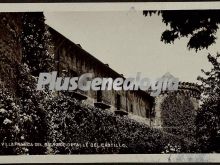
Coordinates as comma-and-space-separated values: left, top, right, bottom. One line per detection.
49, 27, 155, 124
0, 13, 202, 130
49, 27, 202, 128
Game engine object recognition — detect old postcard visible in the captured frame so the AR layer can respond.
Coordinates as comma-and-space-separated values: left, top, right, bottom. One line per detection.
0, 2, 219, 163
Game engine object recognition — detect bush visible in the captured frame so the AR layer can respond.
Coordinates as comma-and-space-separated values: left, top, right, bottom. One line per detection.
0, 89, 28, 154
0, 87, 193, 154
46, 94, 192, 154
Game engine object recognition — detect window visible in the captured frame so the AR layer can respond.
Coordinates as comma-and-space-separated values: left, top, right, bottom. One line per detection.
97, 90, 102, 102
130, 104, 133, 113
146, 108, 151, 118
116, 94, 121, 110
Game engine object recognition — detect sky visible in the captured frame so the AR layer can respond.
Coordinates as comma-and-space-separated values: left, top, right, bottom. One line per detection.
44, 11, 220, 83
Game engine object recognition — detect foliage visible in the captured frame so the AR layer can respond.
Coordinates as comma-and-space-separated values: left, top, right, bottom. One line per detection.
0, 63, 52, 154
196, 53, 220, 153
16, 63, 50, 154
46, 94, 192, 154
0, 89, 27, 155
143, 10, 220, 51
196, 99, 220, 152
16, 12, 55, 154
0, 88, 192, 154
21, 12, 54, 76
160, 93, 196, 144
197, 53, 220, 100
0, 12, 195, 154
143, 10, 220, 152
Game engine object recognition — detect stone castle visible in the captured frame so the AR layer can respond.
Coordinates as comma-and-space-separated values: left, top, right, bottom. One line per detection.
0, 12, 202, 130
48, 26, 202, 127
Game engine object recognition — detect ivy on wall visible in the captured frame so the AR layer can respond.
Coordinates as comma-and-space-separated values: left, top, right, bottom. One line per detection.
161, 93, 196, 144
0, 12, 195, 154
21, 12, 54, 76
45, 94, 193, 154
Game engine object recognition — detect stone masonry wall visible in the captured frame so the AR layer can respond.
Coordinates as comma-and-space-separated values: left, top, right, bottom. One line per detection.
0, 13, 23, 96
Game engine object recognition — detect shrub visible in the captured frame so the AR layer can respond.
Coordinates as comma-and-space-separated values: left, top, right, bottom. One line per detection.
46, 94, 192, 154
0, 89, 28, 155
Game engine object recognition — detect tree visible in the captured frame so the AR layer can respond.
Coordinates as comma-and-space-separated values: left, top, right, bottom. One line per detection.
196, 98, 220, 152
18, 12, 55, 154
21, 12, 54, 76
196, 53, 220, 152
143, 10, 220, 152
0, 89, 27, 154
143, 10, 220, 51
197, 54, 220, 99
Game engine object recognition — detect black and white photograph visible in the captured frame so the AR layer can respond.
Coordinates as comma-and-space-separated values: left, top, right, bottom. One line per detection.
0, 7, 220, 160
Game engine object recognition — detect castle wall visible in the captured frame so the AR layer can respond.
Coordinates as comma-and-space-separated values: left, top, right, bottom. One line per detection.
152, 95, 164, 128
0, 13, 23, 95
153, 84, 201, 129
0, 14, 201, 130
49, 27, 154, 120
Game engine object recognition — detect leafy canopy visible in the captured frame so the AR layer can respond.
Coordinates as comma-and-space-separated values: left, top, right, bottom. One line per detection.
143, 10, 220, 51
196, 53, 220, 152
